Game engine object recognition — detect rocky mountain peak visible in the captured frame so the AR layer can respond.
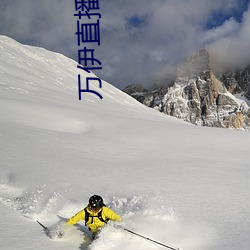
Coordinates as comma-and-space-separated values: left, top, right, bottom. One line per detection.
123, 49, 250, 130
177, 49, 210, 78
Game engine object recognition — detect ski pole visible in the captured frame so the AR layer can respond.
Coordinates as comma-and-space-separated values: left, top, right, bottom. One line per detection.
37, 220, 48, 231
122, 227, 180, 250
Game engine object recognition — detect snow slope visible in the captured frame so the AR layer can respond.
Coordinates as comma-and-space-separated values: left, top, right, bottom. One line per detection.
0, 35, 250, 250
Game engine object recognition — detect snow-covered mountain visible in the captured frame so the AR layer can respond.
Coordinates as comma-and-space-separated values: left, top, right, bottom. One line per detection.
1, 36, 250, 250
124, 49, 250, 130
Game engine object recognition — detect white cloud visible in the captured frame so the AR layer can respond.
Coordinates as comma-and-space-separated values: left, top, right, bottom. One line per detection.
209, 5, 250, 68
0, 0, 249, 88
200, 17, 240, 45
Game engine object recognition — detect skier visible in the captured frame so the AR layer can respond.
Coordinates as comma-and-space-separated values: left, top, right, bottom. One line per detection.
66, 194, 122, 239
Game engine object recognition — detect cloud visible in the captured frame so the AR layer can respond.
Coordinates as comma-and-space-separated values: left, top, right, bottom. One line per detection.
200, 18, 240, 45
209, 3, 250, 69
0, 0, 76, 57
0, 0, 249, 89
97, 0, 249, 88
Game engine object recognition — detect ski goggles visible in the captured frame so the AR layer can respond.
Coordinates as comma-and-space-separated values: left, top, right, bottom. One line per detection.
89, 204, 101, 212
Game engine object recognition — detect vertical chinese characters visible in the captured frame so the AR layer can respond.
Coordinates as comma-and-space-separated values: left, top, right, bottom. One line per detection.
74, 0, 103, 100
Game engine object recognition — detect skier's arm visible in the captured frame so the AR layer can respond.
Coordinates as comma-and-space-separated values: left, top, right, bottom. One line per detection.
67, 209, 85, 225
104, 207, 122, 222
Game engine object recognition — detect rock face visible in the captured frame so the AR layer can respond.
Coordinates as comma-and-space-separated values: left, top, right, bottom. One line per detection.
124, 49, 250, 130
218, 66, 250, 100
123, 84, 147, 103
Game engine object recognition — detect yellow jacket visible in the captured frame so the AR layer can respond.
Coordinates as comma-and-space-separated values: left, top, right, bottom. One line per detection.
67, 206, 121, 233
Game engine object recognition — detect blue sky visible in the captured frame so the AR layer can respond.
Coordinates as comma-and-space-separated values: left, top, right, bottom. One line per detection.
206, 0, 249, 28
0, 0, 249, 89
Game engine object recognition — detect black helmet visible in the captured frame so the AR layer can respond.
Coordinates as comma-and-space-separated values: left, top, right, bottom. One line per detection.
89, 195, 104, 210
